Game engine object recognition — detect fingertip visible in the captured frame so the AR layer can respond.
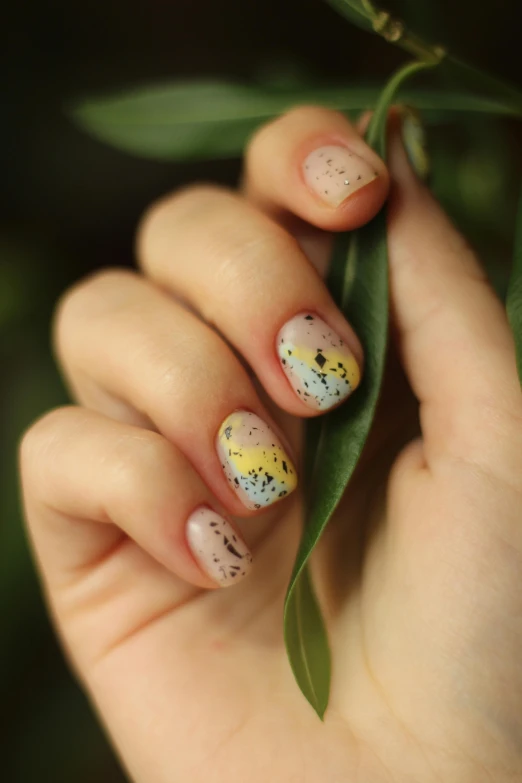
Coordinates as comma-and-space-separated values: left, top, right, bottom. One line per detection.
245, 105, 390, 232
313, 169, 390, 232
297, 136, 389, 231
185, 505, 253, 588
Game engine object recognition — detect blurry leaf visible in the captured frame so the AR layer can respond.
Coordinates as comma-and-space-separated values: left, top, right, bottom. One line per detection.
324, 0, 374, 31
325, 0, 445, 61
71, 81, 521, 162
326, 0, 522, 115
284, 60, 434, 718
507, 186, 522, 381
443, 56, 522, 119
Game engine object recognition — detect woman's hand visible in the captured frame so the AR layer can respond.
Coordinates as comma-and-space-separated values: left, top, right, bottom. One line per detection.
20, 107, 522, 782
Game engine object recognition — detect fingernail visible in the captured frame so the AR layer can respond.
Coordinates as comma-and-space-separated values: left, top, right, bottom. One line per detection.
217, 411, 297, 510
303, 144, 378, 207
277, 313, 361, 410
186, 507, 252, 587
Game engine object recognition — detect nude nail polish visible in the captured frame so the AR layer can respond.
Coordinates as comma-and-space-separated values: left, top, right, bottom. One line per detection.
186, 507, 252, 587
277, 313, 361, 410
216, 411, 297, 510
303, 145, 378, 207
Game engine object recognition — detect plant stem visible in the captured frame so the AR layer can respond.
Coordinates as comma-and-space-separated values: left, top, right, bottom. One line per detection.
331, 0, 446, 63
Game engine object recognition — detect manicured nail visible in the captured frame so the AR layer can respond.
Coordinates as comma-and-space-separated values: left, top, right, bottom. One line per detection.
303, 144, 378, 207
277, 313, 361, 410
217, 411, 297, 510
186, 506, 252, 587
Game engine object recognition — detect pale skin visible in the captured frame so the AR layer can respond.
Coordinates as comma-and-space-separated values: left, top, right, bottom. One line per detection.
19, 107, 522, 781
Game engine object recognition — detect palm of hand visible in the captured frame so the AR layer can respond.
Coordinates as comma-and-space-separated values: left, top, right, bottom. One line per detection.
78, 356, 522, 783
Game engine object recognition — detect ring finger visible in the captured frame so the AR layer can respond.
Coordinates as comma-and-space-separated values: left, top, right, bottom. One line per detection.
55, 269, 298, 516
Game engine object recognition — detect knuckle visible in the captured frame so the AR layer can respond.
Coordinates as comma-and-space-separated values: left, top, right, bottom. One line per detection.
110, 430, 177, 497
248, 104, 341, 149
245, 105, 306, 155
53, 268, 138, 354
136, 183, 231, 264
19, 406, 74, 480
440, 398, 522, 491
200, 228, 297, 323
280, 104, 337, 124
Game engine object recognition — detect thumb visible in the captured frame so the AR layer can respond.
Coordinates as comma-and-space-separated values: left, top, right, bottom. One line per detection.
386, 116, 520, 464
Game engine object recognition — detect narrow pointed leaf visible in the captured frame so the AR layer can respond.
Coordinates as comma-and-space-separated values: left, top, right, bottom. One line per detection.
283, 564, 330, 719
443, 56, 522, 119
323, 0, 373, 31
506, 186, 522, 381
284, 61, 433, 717
70, 81, 521, 163
326, 0, 522, 115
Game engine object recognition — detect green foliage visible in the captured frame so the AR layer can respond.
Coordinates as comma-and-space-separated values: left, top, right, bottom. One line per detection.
284, 59, 433, 717
283, 564, 331, 718
71, 82, 522, 162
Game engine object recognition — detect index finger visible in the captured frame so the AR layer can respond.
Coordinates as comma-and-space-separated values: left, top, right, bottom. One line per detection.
243, 106, 389, 231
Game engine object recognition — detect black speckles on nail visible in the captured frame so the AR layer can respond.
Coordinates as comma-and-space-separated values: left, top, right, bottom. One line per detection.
219, 412, 295, 509
226, 541, 243, 557
193, 512, 253, 585
224, 425, 232, 439
277, 314, 358, 409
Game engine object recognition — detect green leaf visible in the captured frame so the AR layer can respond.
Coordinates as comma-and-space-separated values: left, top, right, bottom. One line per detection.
326, 0, 522, 115
323, 0, 374, 32
325, 0, 445, 62
506, 185, 522, 381
283, 565, 331, 719
283, 61, 433, 718
70, 80, 521, 162
443, 55, 522, 120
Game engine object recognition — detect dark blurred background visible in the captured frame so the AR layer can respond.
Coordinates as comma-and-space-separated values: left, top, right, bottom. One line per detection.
2, 1, 521, 780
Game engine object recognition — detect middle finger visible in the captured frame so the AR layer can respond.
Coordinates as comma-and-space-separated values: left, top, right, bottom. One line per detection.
138, 184, 363, 415
55, 269, 298, 516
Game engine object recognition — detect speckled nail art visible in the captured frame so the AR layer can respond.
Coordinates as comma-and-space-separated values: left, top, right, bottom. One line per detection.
186, 507, 252, 587
217, 411, 297, 510
277, 313, 361, 410
303, 145, 378, 207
